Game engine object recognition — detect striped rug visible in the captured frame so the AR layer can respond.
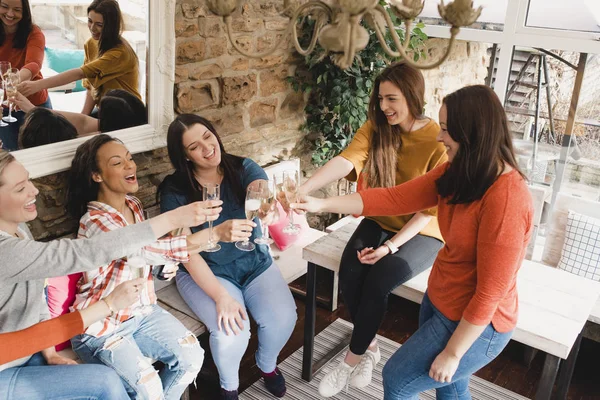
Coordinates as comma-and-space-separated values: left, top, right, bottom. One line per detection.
240, 319, 528, 400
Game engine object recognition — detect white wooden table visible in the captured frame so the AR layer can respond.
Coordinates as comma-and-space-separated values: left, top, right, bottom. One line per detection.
301, 222, 600, 400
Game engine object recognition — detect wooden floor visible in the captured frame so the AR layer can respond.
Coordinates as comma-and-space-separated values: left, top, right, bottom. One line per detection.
190, 271, 600, 399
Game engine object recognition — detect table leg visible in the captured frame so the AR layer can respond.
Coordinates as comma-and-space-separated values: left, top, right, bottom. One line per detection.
555, 333, 582, 399
302, 262, 317, 382
534, 353, 560, 400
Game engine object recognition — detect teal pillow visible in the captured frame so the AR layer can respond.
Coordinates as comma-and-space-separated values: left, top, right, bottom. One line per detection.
44, 47, 86, 92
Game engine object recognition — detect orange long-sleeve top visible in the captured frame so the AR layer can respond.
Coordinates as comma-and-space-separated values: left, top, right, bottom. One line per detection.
359, 163, 533, 332
0, 311, 83, 365
0, 25, 48, 106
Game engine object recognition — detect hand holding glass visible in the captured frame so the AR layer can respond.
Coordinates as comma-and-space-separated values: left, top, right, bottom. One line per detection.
0, 61, 9, 127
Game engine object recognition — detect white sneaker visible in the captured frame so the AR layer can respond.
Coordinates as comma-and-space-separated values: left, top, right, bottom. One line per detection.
349, 347, 381, 389
318, 360, 356, 398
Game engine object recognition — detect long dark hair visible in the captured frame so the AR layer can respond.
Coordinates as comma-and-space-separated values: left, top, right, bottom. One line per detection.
19, 108, 78, 148
436, 85, 525, 204
365, 61, 426, 188
98, 89, 147, 132
159, 114, 245, 205
0, 0, 34, 49
66, 134, 122, 218
87, 0, 131, 56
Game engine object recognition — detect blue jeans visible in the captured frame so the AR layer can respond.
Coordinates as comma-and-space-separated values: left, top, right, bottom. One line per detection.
0, 352, 129, 399
0, 97, 52, 151
72, 305, 204, 400
176, 264, 297, 391
382, 293, 513, 399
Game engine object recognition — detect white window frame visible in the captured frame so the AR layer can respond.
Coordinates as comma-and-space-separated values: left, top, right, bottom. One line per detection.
13, 0, 176, 179
422, 0, 600, 104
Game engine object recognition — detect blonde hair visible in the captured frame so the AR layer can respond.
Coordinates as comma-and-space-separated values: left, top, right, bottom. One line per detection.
0, 150, 16, 186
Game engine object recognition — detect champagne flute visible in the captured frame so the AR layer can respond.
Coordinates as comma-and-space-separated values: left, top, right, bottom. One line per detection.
280, 170, 301, 235
127, 255, 151, 314
202, 183, 221, 252
255, 180, 277, 245
236, 189, 261, 251
3, 69, 19, 123
0, 86, 5, 128
0, 61, 10, 117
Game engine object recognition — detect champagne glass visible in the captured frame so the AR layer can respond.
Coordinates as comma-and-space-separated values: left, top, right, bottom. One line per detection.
236, 189, 261, 251
202, 183, 221, 252
279, 170, 301, 235
3, 68, 19, 123
127, 255, 152, 315
255, 180, 278, 245
0, 62, 9, 127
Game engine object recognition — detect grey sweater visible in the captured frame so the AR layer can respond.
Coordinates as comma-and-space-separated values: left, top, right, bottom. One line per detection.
0, 221, 156, 370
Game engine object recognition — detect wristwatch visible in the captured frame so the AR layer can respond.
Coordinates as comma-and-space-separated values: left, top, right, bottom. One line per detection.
384, 240, 399, 254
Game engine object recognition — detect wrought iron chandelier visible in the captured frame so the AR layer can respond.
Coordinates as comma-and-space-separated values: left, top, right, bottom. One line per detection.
206, 0, 482, 70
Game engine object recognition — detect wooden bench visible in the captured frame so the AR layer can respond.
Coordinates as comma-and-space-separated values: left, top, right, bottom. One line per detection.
300, 218, 600, 400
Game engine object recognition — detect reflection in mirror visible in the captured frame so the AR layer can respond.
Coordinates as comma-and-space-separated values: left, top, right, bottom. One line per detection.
0, 0, 148, 151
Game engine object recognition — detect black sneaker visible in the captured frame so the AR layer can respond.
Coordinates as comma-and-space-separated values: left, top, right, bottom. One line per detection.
219, 388, 239, 400
261, 367, 286, 398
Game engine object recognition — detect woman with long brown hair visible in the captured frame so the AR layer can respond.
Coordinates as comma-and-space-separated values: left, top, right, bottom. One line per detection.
293, 85, 533, 399
19, 0, 140, 115
298, 61, 447, 397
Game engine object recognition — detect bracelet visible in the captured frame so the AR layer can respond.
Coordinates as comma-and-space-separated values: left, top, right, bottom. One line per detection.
384, 240, 399, 255
101, 298, 116, 317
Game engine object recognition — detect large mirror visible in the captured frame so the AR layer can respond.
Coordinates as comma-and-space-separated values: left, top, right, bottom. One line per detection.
9, 0, 175, 178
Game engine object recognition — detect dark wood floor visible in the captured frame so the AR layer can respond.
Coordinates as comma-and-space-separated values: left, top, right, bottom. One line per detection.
190, 271, 600, 399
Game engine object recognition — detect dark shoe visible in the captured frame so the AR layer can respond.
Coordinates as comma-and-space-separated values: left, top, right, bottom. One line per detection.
219, 388, 239, 400
261, 367, 286, 398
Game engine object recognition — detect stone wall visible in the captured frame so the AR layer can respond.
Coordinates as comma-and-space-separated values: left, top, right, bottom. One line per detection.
29, 4, 491, 240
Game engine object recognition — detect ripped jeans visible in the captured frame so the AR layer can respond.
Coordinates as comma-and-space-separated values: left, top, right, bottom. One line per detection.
72, 304, 204, 400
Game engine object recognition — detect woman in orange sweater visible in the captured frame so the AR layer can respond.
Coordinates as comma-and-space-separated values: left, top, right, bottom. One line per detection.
293, 85, 533, 399
0, 0, 51, 150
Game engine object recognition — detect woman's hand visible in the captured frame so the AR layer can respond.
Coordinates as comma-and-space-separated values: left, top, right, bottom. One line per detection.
215, 294, 248, 336
290, 195, 324, 214
42, 348, 78, 365
168, 200, 222, 229
429, 349, 460, 383
357, 246, 390, 265
104, 278, 146, 310
17, 80, 42, 97
213, 219, 255, 242
12, 92, 35, 113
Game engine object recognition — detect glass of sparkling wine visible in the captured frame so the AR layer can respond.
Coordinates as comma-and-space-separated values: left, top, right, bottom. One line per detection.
236, 189, 261, 251
280, 170, 301, 235
202, 183, 221, 252
2, 68, 19, 123
0, 87, 5, 128
127, 255, 151, 314
255, 180, 278, 245
0, 61, 10, 123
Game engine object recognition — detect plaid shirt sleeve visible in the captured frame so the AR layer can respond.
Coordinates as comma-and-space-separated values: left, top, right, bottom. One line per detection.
136, 234, 189, 265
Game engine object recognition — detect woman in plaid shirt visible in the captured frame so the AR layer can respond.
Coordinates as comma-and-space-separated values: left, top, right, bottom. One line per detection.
65, 134, 210, 400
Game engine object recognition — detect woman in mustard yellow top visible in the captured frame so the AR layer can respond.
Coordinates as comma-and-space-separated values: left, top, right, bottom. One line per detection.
19, 0, 140, 116
298, 61, 447, 397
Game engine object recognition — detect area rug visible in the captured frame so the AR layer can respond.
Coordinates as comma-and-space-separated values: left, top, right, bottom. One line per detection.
240, 319, 528, 400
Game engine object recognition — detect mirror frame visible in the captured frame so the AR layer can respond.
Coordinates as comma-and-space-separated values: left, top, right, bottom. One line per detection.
13, 0, 176, 179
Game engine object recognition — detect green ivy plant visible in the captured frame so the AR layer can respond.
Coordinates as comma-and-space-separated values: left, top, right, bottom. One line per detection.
289, 3, 428, 166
